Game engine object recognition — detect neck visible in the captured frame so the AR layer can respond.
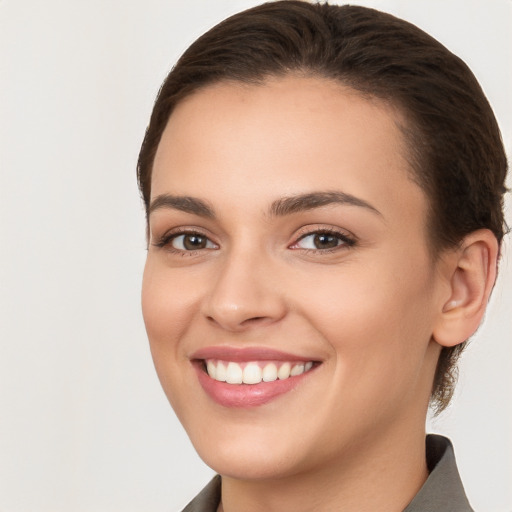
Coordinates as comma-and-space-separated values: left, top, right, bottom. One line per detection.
219, 421, 429, 512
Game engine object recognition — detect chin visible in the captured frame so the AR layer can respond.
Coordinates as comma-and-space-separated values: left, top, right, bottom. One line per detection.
199, 444, 304, 480
183, 418, 312, 480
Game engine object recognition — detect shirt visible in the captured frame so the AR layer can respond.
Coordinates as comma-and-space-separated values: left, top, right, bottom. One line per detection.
181, 434, 473, 512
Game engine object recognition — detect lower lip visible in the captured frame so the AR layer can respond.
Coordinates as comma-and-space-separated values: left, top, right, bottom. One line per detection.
194, 364, 312, 408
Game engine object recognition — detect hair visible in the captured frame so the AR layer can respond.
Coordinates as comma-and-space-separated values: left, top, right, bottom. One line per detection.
137, 1, 508, 413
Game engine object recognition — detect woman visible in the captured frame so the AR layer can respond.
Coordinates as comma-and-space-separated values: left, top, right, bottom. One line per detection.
137, 2, 507, 511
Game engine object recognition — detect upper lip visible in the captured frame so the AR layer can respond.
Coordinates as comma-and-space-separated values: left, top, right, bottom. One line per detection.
190, 346, 319, 363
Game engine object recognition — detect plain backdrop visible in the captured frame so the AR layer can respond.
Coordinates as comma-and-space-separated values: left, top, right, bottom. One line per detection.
0, 1, 510, 511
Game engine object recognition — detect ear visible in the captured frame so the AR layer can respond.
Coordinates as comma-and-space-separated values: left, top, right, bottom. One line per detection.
433, 229, 499, 348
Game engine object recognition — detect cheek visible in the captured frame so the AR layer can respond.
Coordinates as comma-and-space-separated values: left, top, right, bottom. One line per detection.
141, 260, 208, 419
305, 266, 432, 338
296, 252, 437, 392
141, 260, 198, 372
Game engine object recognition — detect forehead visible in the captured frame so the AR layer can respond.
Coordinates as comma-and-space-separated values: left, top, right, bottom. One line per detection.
151, 76, 427, 227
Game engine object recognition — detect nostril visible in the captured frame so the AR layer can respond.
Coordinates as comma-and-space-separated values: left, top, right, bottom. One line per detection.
241, 316, 267, 325
239, 316, 279, 330
206, 314, 271, 330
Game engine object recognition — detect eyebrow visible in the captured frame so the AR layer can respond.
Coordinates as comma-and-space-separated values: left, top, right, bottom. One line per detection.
148, 190, 381, 219
269, 191, 382, 217
149, 194, 215, 218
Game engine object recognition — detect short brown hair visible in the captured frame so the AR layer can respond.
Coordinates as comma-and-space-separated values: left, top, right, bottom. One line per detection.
137, 1, 508, 412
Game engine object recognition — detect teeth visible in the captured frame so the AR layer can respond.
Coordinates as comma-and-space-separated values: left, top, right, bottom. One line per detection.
206, 360, 217, 380
205, 360, 315, 385
262, 363, 277, 382
290, 363, 305, 376
226, 362, 243, 384
215, 361, 227, 382
277, 362, 291, 380
243, 363, 262, 384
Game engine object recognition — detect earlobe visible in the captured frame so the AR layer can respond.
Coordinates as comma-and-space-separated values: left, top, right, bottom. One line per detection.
433, 229, 499, 348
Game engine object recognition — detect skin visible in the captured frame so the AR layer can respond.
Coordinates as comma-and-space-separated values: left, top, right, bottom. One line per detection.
142, 76, 496, 512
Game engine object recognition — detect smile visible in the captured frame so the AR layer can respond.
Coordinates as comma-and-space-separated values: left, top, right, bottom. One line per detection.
191, 347, 320, 407
205, 360, 314, 384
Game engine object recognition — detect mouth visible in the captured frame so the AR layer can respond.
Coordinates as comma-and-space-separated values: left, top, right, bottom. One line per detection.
191, 347, 320, 408
203, 359, 314, 384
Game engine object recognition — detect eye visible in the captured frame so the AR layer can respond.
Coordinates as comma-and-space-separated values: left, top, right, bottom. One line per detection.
170, 233, 216, 251
153, 230, 218, 252
291, 230, 355, 251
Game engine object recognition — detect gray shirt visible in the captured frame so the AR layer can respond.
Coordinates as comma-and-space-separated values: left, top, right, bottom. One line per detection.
182, 435, 473, 512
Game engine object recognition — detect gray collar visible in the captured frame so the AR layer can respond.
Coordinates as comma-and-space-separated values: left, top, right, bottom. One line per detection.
182, 475, 221, 512
404, 435, 473, 512
182, 435, 473, 512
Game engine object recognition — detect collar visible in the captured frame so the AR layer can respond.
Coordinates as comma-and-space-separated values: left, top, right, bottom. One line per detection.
404, 434, 473, 511
182, 435, 473, 512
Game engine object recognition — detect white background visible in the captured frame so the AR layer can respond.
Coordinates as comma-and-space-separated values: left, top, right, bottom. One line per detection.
0, 1, 510, 511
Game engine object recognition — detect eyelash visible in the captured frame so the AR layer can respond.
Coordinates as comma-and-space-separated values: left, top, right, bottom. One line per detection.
153, 227, 356, 255
290, 227, 356, 253
153, 228, 217, 255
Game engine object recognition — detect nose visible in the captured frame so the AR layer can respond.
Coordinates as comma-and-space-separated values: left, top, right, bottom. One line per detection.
202, 249, 287, 332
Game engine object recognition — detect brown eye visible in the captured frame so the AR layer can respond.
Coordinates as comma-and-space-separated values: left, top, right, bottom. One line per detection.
171, 233, 216, 251
312, 233, 339, 249
293, 230, 355, 251
184, 234, 206, 250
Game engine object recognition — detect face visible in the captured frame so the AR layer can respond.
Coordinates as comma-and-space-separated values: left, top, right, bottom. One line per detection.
142, 76, 446, 480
